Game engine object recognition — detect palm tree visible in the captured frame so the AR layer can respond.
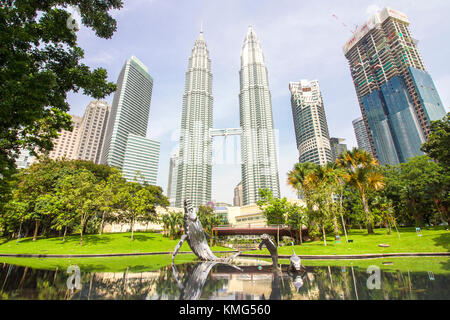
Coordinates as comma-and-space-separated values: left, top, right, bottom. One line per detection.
336, 148, 385, 234
287, 162, 317, 209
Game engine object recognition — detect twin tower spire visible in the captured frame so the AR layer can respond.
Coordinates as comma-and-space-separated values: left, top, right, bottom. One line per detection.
174, 26, 280, 208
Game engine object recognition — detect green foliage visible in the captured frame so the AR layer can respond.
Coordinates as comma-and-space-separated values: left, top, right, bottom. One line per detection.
197, 205, 223, 245
337, 148, 385, 234
381, 155, 448, 227
257, 189, 288, 225
161, 210, 184, 240
0, 1, 122, 197
421, 112, 450, 168
0, 158, 169, 244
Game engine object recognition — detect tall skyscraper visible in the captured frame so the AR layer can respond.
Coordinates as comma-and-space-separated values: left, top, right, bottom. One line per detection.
233, 182, 243, 207
48, 115, 83, 160
76, 100, 110, 164
239, 26, 280, 205
343, 7, 446, 165
167, 150, 179, 207
175, 31, 214, 208
352, 116, 374, 155
330, 137, 348, 161
289, 80, 333, 166
100, 56, 160, 184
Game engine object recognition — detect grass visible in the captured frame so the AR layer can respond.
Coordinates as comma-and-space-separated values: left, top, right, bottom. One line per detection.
0, 254, 199, 273
245, 226, 450, 256
0, 231, 233, 255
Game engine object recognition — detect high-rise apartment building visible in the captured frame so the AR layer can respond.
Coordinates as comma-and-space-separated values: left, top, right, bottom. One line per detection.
167, 150, 179, 207
239, 26, 280, 205
330, 137, 348, 161
352, 116, 374, 155
233, 182, 243, 207
175, 31, 214, 208
100, 56, 160, 184
76, 100, 110, 164
343, 7, 446, 165
289, 80, 333, 166
48, 115, 83, 160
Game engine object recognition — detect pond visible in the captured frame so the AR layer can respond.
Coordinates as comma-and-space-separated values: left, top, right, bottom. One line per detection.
0, 256, 448, 300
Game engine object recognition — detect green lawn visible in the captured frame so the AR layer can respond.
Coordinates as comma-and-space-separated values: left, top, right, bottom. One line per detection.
0, 254, 199, 273
246, 226, 450, 256
0, 231, 233, 255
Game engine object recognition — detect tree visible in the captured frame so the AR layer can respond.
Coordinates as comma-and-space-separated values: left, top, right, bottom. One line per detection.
286, 203, 308, 245
287, 162, 317, 210
337, 148, 385, 234
0, 1, 122, 191
257, 189, 288, 226
382, 156, 448, 226
421, 112, 450, 168
162, 210, 184, 240
94, 169, 125, 234
56, 169, 97, 246
197, 205, 222, 246
113, 182, 168, 241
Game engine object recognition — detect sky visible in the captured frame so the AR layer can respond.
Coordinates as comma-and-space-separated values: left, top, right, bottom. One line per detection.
66, 0, 450, 204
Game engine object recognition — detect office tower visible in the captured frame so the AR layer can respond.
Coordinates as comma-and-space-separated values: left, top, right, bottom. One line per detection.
233, 182, 243, 207
330, 137, 348, 161
48, 115, 83, 160
100, 56, 160, 184
76, 100, 110, 164
352, 117, 374, 154
175, 31, 214, 208
239, 26, 280, 205
289, 80, 333, 166
343, 7, 446, 165
121, 134, 160, 184
167, 150, 179, 207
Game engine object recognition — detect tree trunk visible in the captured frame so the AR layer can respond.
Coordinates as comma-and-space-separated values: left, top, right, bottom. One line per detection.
322, 225, 327, 246
361, 193, 374, 234
33, 220, 40, 241
130, 218, 134, 241
80, 219, 84, 246
100, 212, 105, 235
333, 215, 340, 237
63, 226, 67, 242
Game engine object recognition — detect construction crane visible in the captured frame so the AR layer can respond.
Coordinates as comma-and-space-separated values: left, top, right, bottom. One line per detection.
332, 14, 358, 34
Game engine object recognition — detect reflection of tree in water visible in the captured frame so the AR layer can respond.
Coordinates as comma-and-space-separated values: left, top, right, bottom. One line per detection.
0, 262, 449, 300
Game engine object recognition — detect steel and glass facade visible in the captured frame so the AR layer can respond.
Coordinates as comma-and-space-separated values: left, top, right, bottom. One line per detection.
239, 26, 280, 205
343, 7, 446, 165
175, 32, 214, 208
121, 134, 160, 184
100, 56, 160, 184
352, 116, 374, 155
289, 80, 332, 166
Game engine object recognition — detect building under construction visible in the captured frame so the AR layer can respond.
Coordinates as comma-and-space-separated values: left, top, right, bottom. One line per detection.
343, 7, 446, 165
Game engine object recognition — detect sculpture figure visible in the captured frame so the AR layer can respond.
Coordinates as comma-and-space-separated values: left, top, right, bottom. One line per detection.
172, 261, 241, 300
172, 199, 240, 262
289, 248, 302, 271
258, 234, 278, 270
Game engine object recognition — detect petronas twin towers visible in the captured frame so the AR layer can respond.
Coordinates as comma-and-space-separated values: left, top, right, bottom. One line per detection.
175, 26, 280, 208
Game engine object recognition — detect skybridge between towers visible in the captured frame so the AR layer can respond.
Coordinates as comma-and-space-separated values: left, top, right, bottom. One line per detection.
209, 128, 242, 137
